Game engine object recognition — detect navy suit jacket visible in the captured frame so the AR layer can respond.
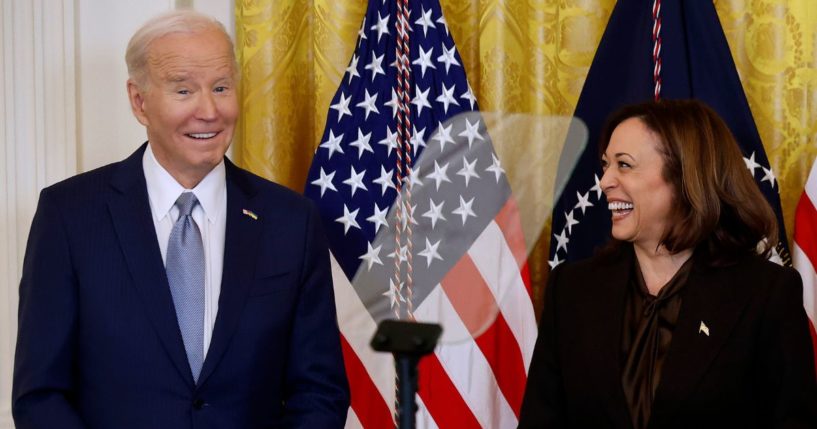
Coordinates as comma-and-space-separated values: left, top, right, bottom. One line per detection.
13, 144, 350, 428
518, 244, 817, 428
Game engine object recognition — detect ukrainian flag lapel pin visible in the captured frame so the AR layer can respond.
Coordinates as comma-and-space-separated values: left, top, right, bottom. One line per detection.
242, 209, 258, 221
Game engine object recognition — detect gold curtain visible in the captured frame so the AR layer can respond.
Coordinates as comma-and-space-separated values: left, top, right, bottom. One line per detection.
234, 0, 816, 309
715, 0, 817, 248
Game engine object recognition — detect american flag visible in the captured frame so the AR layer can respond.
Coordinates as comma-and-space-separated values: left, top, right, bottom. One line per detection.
793, 156, 817, 372
304, 0, 536, 428
548, 0, 791, 267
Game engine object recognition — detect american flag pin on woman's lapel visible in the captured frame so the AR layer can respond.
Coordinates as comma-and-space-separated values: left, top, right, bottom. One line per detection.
242, 209, 258, 220
698, 321, 710, 337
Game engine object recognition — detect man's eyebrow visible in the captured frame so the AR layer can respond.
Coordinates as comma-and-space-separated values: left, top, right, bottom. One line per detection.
165, 74, 190, 83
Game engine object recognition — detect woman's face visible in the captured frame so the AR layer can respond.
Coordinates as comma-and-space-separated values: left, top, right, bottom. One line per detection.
599, 117, 676, 251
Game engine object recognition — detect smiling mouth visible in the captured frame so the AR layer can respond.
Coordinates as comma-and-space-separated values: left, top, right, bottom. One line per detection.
186, 132, 218, 139
608, 201, 633, 218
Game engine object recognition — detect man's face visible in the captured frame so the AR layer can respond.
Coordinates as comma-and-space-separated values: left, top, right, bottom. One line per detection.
128, 28, 238, 187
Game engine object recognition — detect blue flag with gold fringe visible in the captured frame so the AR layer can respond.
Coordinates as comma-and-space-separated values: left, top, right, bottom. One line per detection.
548, 0, 790, 267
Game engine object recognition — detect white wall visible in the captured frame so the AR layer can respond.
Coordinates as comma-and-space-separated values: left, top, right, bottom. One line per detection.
0, 1, 234, 427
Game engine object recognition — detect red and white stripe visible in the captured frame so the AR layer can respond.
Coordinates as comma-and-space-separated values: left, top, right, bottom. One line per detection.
334, 198, 537, 428
793, 156, 817, 370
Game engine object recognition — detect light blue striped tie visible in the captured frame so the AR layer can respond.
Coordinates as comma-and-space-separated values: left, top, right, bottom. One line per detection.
166, 192, 205, 383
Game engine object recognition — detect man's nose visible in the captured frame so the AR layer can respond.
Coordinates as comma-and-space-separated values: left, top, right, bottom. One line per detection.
195, 92, 217, 120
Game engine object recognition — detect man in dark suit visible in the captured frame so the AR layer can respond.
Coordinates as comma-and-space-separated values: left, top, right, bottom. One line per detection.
12, 10, 349, 428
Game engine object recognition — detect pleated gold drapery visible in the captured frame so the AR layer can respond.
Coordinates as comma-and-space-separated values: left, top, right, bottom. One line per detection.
234, 0, 816, 308
716, 0, 817, 246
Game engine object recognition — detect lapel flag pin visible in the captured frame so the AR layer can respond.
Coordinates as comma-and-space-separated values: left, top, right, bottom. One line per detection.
242, 209, 258, 220
698, 321, 710, 337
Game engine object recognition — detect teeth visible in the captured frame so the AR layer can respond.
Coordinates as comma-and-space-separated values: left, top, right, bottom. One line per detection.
188, 132, 217, 139
608, 201, 633, 211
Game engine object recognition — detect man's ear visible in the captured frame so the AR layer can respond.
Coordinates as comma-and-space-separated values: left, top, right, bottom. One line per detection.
127, 79, 149, 126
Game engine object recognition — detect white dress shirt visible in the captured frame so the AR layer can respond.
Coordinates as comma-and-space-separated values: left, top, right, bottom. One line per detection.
142, 144, 227, 359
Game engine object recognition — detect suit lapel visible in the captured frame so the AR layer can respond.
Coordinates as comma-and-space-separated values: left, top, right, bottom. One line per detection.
107, 144, 195, 388
603, 249, 638, 428
577, 246, 634, 427
197, 161, 262, 387
651, 257, 751, 417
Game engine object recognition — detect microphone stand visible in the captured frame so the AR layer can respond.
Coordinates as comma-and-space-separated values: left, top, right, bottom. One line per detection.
370, 319, 443, 429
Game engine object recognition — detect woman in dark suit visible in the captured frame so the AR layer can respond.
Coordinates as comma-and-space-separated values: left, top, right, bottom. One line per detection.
518, 99, 817, 428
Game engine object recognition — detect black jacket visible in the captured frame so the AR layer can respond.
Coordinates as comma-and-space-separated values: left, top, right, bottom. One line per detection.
519, 245, 817, 428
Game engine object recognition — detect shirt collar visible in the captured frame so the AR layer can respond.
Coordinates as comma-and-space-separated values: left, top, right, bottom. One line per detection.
142, 143, 226, 223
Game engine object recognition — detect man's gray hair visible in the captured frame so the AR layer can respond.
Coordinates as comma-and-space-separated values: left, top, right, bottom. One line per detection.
125, 9, 236, 88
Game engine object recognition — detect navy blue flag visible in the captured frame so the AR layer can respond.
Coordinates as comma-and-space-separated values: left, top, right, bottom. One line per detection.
304, 0, 537, 427
549, 0, 790, 267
